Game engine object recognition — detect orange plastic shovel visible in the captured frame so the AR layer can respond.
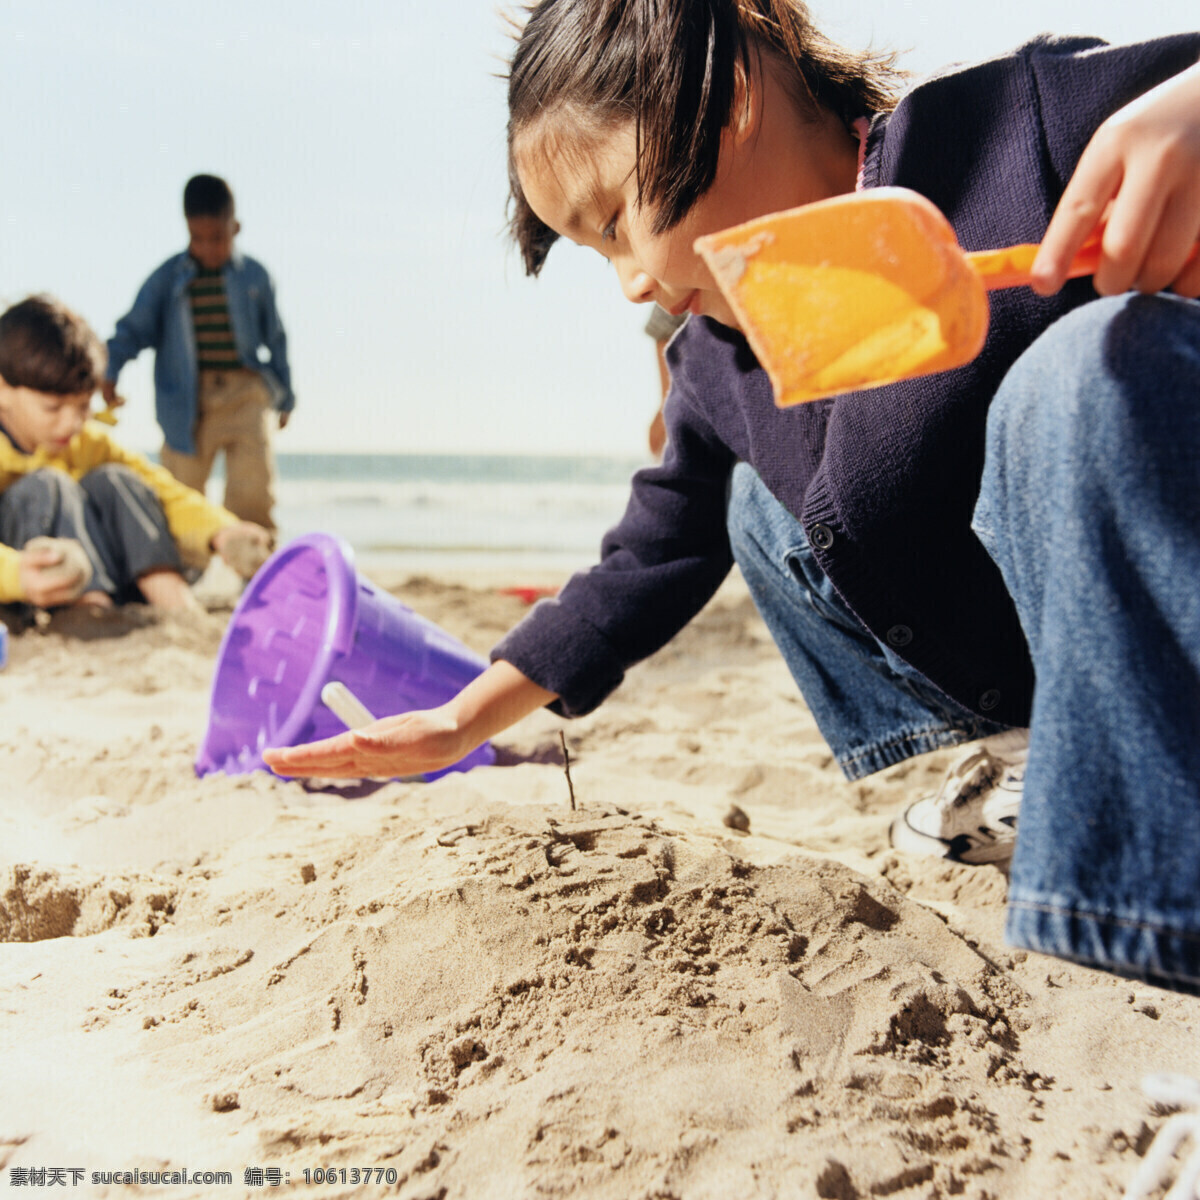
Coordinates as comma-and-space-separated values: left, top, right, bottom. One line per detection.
693, 186, 1187, 407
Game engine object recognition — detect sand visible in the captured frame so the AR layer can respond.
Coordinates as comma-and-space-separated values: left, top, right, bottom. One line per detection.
1, 567, 1197, 1200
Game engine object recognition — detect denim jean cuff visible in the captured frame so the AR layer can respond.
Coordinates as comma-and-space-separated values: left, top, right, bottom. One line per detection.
1006, 898, 1200, 997
836, 724, 990, 781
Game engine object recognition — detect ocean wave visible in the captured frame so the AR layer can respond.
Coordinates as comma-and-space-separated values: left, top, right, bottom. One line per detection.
273, 477, 633, 520
207, 453, 645, 571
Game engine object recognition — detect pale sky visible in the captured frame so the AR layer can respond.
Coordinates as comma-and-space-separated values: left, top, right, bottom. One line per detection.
3, 1, 1196, 456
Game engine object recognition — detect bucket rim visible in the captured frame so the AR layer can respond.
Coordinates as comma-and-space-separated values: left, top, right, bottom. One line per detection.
197, 531, 359, 774
270, 533, 359, 752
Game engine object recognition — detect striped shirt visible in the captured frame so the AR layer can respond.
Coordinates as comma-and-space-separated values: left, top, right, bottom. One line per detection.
189, 266, 241, 370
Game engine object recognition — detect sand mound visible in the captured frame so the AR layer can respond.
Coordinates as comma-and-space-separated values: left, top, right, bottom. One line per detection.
150, 803, 1025, 1197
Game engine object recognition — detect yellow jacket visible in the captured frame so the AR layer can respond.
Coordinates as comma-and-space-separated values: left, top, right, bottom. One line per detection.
0, 423, 238, 602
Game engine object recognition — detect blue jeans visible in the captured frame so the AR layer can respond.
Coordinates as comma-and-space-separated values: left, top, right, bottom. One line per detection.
730, 293, 1200, 994
727, 463, 1009, 781
0, 465, 183, 604
974, 293, 1200, 994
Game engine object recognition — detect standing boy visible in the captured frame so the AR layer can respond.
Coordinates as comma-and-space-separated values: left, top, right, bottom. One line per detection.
103, 174, 294, 532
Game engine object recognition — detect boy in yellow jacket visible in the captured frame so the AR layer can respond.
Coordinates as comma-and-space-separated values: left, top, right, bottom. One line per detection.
0, 295, 271, 610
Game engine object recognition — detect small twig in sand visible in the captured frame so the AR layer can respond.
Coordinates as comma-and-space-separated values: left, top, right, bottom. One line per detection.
559, 731, 576, 812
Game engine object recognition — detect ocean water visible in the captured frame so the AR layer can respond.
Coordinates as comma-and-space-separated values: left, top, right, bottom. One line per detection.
209, 452, 648, 574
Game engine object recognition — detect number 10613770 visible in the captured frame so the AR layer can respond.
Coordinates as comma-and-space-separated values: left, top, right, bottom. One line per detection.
302, 1166, 400, 1185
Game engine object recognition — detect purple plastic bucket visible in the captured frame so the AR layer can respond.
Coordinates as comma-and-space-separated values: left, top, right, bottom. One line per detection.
195, 532, 495, 781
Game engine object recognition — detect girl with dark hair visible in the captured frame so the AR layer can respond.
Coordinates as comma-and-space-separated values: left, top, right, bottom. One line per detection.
268, 1, 1200, 994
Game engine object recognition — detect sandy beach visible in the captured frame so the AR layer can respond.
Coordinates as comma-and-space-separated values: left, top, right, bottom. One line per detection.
1, 565, 1198, 1199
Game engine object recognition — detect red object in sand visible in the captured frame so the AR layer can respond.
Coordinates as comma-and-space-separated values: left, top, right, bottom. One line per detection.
498, 586, 559, 605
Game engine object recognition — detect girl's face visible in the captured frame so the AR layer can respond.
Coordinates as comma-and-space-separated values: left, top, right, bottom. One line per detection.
515, 79, 858, 330
517, 122, 745, 327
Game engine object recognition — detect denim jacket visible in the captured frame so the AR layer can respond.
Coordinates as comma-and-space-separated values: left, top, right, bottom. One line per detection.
106, 250, 295, 455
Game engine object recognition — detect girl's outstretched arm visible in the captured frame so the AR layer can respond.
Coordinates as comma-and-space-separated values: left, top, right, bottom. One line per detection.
262, 660, 557, 780
1032, 58, 1200, 298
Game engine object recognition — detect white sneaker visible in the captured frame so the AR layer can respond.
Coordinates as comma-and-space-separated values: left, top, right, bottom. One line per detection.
889, 729, 1028, 865
1122, 1073, 1200, 1200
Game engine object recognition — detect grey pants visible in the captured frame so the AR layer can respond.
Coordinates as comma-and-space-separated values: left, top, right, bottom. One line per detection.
0, 465, 183, 604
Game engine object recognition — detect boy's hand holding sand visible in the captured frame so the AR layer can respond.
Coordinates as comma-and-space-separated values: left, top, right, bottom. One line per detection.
264, 661, 555, 779
19, 537, 92, 608
211, 521, 273, 579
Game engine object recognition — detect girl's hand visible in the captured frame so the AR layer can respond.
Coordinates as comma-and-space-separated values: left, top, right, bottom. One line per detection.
263, 660, 557, 781
1032, 60, 1200, 299
264, 706, 476, 779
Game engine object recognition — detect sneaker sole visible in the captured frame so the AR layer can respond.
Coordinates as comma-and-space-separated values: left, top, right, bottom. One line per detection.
888, 810, 1016, 865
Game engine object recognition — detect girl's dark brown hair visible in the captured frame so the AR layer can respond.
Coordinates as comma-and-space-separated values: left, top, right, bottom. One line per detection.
506, 0, 905, 275
0, 295, 106, 395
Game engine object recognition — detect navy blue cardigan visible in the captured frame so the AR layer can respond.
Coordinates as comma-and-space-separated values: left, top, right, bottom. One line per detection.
494, 33, 1200, 730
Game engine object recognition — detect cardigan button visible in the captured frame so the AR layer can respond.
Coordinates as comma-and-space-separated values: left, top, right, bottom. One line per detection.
809, 523, 835, 550
886, 624, 913, 648
979, 689, 1002, 712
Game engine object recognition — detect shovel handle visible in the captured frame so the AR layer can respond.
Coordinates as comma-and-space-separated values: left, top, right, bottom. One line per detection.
321, 681, 376, 730
968, 227, 1199, 291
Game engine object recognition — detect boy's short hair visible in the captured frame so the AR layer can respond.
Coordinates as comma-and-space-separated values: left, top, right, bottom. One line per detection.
0, 296, 106, 395
183, 174, 235, 219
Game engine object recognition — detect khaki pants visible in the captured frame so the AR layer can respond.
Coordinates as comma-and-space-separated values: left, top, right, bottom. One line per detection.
161, 369, 277, 532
